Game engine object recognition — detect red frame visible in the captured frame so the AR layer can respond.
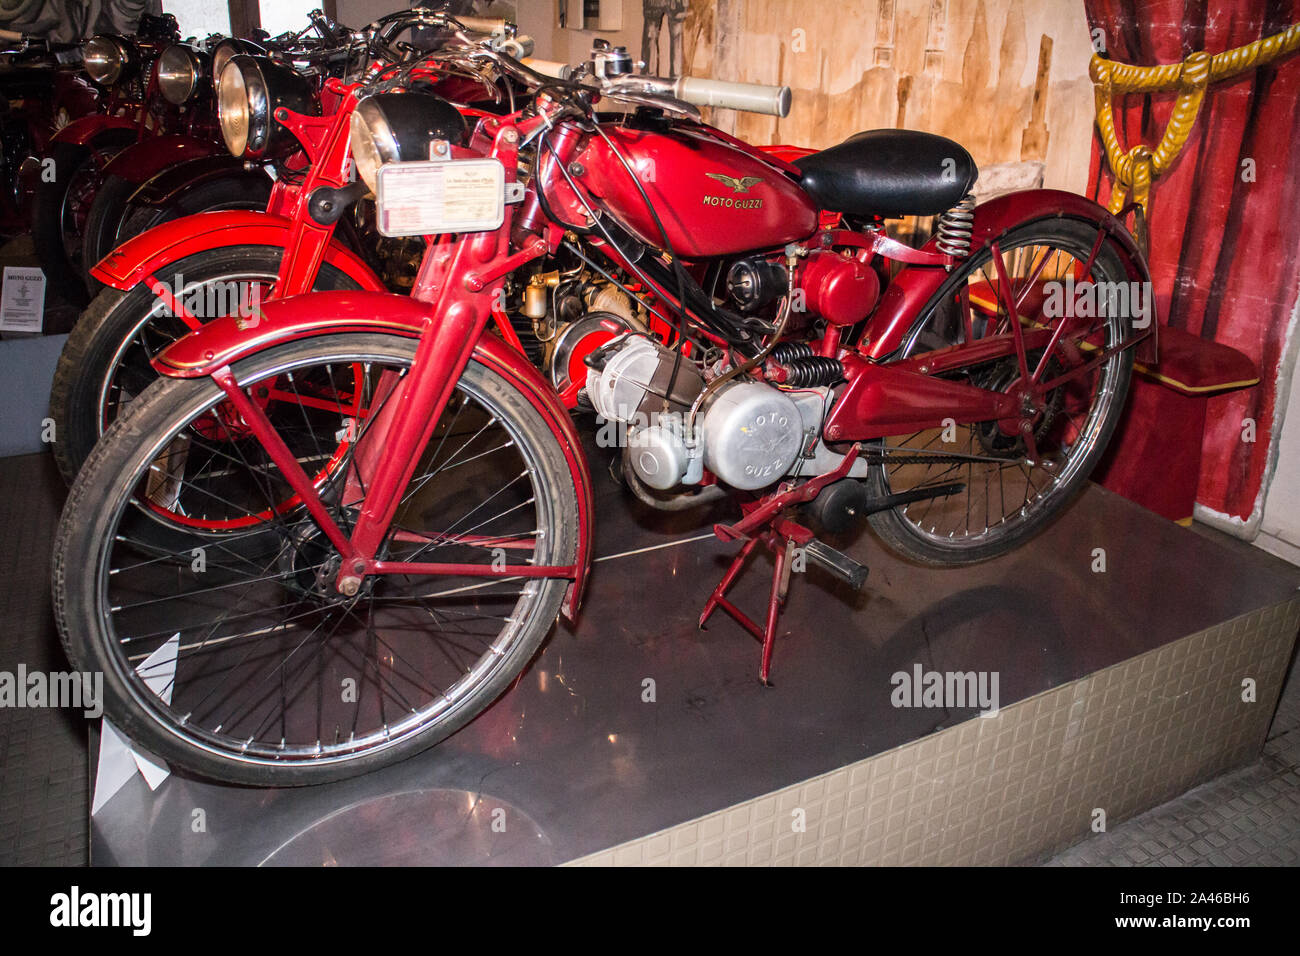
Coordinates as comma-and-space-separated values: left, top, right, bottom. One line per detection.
147, 97, 1158, 632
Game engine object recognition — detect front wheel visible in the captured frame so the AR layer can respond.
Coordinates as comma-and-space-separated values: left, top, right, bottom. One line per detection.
49, 244, 357, 485
52, 333, 579, 786
866, 218, 1135, 565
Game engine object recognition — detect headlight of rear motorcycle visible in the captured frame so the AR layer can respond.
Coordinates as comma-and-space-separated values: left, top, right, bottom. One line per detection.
158, 45, 206, 105
211, 38, 264, 85
348, 92, 469, 193
217, 53, 316, 159
83, 35, 137, 86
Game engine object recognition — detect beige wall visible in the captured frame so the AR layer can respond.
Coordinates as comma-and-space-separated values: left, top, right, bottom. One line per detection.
707, 0, 1095, 192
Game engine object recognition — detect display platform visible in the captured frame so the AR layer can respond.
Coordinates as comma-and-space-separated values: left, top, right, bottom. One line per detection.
89, 435, 1300, 866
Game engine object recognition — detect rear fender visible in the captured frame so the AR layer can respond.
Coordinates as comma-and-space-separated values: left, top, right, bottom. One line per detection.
153, 291, 594, 619
100, 134, 223, 184
51, 114, 138, 146
865, 189, 1157, 363
90, 210, 385, 293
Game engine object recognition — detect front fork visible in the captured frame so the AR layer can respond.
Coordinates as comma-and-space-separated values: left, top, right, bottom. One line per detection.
206, 120, 564, 595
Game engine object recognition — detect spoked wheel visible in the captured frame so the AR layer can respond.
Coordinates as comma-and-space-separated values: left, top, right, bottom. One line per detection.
866, 218, 1135, 565
48, 245, 356, 484
53, 334, 578, 785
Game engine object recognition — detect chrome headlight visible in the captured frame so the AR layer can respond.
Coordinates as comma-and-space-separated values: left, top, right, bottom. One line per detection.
348, 93, 468, 193
217, 54, 316, 159
83, 35, 136, 86
158, 45, 206, 105
211, 38, 264, 85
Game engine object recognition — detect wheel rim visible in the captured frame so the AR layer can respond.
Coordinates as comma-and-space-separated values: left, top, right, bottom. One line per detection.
877, 227, 1128, 551
97, 270, 279, 441
95, 349, 559, 768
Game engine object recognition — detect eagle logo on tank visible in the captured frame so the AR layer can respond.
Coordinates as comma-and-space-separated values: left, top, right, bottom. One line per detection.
704, 173, 765, 209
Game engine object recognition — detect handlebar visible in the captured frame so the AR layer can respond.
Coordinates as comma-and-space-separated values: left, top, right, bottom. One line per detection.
674, 77, 791, 117
456, 16, 508, 36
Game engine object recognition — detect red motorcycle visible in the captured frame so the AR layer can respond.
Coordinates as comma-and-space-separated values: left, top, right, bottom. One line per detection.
0, 33, 101, 233
26, 14, 202, 311
52, 45, 1155, 786
77, 12, 369, 294
48, 10, 531, 484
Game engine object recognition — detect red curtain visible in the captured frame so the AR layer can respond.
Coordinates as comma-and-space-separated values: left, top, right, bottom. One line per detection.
1084, 0, 1300, 521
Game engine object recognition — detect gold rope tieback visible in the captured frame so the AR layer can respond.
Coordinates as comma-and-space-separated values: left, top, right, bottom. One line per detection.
1091, 22, 1300, 219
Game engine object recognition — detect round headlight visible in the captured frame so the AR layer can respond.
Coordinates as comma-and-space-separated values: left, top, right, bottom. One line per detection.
158, 45, 206, 105
83, 35, 136, 86
211, 38, 264, 85
217, 54, 316, 159
349, 93, 469, 193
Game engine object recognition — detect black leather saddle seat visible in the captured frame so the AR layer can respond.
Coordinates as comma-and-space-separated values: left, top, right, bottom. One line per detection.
793, 129, 978, 219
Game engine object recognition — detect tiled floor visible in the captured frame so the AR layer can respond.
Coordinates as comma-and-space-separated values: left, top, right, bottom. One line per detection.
1044, 617, 1300, 867
0, 452, 86, 866
1, 444, 1297, 866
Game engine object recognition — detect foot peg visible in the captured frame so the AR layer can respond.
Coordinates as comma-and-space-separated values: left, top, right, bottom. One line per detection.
802, 539, 869, 591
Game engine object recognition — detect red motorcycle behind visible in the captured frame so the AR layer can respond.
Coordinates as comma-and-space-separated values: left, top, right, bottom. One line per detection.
47, 10, 532, 484
52, 43, 1155, 786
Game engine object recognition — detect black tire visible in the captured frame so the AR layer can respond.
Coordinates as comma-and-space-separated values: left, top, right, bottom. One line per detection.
866, 218, 1135, 565
79, 173, 140, 286
30, 132, 135, 312
81, 173, 273, 291
49, 245, 356, 484
53, 333, 579, 786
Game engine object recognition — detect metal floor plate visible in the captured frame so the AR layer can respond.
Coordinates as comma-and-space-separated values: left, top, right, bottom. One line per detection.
0, 432, 1297, 866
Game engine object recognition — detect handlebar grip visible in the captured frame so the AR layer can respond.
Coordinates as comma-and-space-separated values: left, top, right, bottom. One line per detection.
521, 57, 571, 80
673, 77, 792, 117
457, 16, 507, 35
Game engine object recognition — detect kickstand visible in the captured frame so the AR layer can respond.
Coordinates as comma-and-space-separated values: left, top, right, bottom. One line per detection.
699, 521, 810, 684
698, 445, 867, 684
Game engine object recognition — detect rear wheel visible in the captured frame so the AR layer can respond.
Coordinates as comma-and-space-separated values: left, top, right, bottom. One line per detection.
49, 245, 358, 484
52, 333, 579, 786
866, 218, 1135, 565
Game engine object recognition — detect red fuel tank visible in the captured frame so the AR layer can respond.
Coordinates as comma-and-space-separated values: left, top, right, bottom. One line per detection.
575, 125, 819, 259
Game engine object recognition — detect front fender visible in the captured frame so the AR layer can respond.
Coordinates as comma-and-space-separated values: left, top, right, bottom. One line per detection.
154, 291, 594, 619
90, 209, 385, 293
51, 114, 138, 146
130, 153, 270, 208
100, 133, 223, 184
866, 188, 1157, 363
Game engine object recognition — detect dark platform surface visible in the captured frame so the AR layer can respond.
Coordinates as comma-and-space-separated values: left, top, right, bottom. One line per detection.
85, 433, 1300, 865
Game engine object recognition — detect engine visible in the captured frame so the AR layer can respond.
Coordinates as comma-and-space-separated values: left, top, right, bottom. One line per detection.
586, 334, 834, 492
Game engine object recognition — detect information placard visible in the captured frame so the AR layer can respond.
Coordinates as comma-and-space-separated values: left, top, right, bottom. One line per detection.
376, 159, 506, 237
0, 266, 46, 333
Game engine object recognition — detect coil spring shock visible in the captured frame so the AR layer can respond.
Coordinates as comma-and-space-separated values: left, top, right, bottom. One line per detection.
784, 357, 845, 387
771, 342, 815, 363
935, 193, 975, 258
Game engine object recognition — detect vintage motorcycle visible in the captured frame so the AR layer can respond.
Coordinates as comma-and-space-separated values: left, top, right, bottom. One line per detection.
25, 13, 205, 310
75, 10, 371, 292
48, 10, 532, 484
0, 33, 99, 233
52, 43, 1155, 786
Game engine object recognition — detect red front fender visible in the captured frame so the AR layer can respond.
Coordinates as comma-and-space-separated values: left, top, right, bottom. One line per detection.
51, 114, 139, 146
154, 291, 595, 620
99, 133, 224, 184
91, 209, 386, 293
